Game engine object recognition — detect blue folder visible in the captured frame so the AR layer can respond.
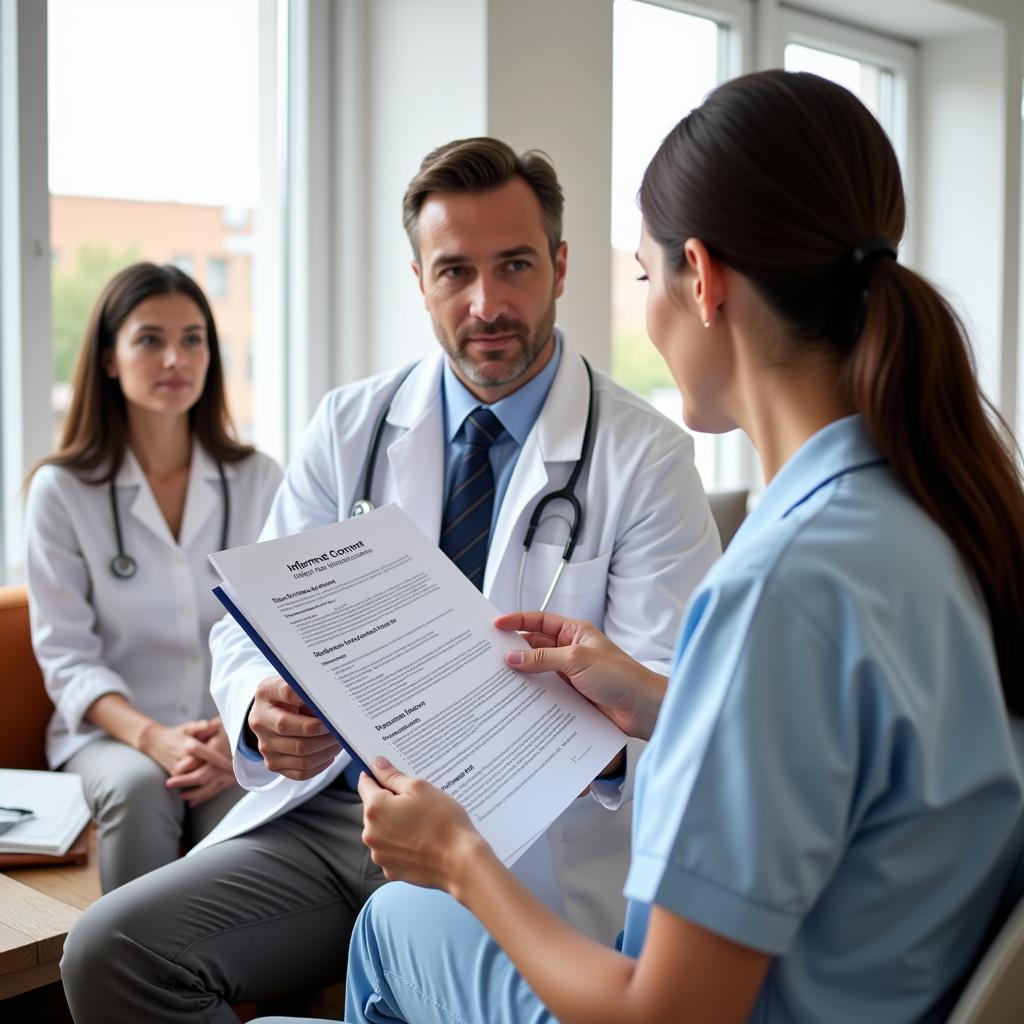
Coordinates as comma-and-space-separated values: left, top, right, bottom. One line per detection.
212, 585, 372, 778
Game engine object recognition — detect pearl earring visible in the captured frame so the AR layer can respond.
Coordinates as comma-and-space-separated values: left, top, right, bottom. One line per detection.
703, 319, 711, 329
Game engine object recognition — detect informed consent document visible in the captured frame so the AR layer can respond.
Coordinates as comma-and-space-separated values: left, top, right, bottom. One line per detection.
210, 504, 626, 865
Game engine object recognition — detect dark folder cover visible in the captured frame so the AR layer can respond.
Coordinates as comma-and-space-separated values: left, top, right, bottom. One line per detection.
212, 585, 372, 778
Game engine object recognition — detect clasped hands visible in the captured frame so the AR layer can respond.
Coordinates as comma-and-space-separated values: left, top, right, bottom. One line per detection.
137, 716, 236, 807
249, 611, 665, 894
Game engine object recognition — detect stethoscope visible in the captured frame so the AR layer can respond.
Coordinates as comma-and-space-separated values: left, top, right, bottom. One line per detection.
109, 461, 230, 579
350, 357, 596, 611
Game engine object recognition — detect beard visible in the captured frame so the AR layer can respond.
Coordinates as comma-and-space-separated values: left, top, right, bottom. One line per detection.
433, 294, 556, 389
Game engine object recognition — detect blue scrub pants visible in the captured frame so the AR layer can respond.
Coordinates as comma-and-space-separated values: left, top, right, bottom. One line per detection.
253, 882, 552, 1024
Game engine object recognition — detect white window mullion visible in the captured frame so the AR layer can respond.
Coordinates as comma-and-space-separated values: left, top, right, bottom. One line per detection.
284, 0, 334, 459
252, 0, 288, 464
1, 0, 52, 579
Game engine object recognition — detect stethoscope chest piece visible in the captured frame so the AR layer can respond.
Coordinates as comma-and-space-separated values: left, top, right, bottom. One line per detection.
350, 499, 375, 517
110, 553, 138, 580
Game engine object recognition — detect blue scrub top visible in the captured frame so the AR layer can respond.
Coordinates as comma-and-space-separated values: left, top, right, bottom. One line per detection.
624, 415, 1024, 1022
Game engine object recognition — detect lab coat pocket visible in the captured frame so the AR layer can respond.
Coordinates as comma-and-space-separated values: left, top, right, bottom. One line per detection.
518, 541, 611, 621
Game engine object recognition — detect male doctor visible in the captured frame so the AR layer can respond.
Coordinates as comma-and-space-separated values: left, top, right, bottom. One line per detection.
61, 137, 720, 1023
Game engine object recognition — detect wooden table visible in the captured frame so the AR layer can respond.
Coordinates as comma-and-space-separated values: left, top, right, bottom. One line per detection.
0, 874, 80, 999
4, 825, 101, 912
0, 824, 100, 1000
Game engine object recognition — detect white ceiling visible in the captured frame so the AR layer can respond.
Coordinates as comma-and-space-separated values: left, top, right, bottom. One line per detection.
785, 0, 998, 42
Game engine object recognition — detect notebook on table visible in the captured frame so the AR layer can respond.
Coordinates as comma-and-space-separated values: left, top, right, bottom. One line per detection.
0, 769, 91, 860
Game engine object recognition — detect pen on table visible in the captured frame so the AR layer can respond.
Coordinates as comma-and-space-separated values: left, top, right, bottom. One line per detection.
0, 806, 35, 835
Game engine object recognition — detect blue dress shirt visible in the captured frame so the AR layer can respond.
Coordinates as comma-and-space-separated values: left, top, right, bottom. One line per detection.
441, 331, 562, 537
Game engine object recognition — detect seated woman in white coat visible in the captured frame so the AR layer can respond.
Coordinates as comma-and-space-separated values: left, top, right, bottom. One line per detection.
256, 71, 1024, 1023
25, 262, 281, 893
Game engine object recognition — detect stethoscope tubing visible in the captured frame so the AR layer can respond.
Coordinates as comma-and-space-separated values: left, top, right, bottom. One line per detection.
515, 545, 570, 612
109, 458, 230, 579
350, 364, 418, 520
351, 355, 596, 612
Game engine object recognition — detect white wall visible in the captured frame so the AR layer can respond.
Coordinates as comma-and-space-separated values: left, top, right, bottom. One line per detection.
330, 0, 614, 382
918, 30, 1007, 402
487, 0, 614, 369
333, 0, 487, 380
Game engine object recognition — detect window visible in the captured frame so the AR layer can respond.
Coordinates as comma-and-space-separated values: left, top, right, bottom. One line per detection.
48, 0, 266, 443
207, 258, 229, 300
1019, 89, 1024, 448
779, 8, 913, 194
784, 43, 895, 138
611, 0, 749, 490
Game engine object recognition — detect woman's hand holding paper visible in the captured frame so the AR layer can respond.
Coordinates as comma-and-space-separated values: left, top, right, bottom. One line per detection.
495, 611, 667, 742
358, 757, 493, 898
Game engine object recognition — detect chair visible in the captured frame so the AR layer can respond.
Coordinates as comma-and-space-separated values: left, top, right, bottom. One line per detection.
0, 584, 51, 770
707, 488, 748, 551
946, 850, 1024, 1024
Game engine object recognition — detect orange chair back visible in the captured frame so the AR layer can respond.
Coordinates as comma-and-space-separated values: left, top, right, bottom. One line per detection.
0, 585, 51, 770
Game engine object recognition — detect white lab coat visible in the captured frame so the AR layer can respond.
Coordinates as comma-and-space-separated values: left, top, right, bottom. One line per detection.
25, 444, 282, 769
200, 344, 720, 942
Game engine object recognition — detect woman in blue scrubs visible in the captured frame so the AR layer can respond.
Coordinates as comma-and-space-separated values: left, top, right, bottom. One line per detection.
273, 70, 1024, 1023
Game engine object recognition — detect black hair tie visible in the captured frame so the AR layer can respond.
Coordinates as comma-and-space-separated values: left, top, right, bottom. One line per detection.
852, 237, 898, 268
838, 237, 898, 345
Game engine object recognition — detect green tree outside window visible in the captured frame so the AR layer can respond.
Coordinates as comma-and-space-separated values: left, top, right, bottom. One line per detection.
52, 242, 141, 383
612, 323, 676, 399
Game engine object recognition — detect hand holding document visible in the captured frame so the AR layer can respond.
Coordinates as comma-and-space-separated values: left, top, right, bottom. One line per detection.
211, 504, 625, 865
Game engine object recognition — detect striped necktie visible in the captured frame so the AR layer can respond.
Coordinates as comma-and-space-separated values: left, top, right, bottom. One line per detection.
440, 407, 505, 588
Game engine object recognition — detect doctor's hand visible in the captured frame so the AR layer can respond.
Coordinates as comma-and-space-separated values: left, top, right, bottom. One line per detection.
358, 757, 490, 896
249, 676, 342, 781
495, 612, 667, 742
166, 718, 237, 807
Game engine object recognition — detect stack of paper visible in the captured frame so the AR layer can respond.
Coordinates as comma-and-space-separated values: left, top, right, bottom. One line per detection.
0, 769, 91, 857
210, 504, 626, 868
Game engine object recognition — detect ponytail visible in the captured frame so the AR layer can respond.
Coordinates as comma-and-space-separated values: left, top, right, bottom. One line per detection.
640, 70, 1024, 716
847, 263, 1024, 716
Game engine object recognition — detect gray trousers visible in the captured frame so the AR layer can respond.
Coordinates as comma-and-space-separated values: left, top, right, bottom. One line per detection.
65, 735, 244, 893
60, 782, 386, 1023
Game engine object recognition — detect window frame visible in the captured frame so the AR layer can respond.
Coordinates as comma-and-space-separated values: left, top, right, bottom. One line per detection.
634, 0, 752, 75
778, 6, 917, 261
1, 0, 52, 579
0, 0, 327, 577
612, 0, 757, 494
